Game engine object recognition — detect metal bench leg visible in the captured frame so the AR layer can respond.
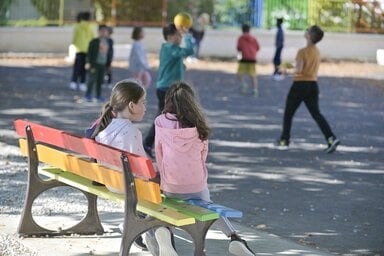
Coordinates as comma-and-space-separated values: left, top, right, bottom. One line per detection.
18, 125, 104, 236
17, 171, 63, 236
64, 190, 104, 235
182, 219, 216, 256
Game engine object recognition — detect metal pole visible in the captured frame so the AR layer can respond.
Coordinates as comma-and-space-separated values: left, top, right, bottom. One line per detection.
59, 0, 64, 26
162, 0, 167, 27
111, 0, 116, 26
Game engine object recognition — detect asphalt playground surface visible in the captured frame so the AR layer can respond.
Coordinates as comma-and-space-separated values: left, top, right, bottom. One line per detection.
0, 57, 383, 255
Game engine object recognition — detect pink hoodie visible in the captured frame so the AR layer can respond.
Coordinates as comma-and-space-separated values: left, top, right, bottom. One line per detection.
155, 113, 208, 194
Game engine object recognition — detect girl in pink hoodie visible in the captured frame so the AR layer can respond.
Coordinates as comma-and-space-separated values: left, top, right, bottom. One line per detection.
155, 81, 255, 256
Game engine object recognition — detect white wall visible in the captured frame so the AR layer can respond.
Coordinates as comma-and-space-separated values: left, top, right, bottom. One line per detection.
0, 27, 383, 63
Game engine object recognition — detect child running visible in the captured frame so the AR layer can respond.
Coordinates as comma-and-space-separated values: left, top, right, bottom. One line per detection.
154, 81, 255, 256
277, 25, 340, 153
128, 26, 152, 89
90, 79, 176, 254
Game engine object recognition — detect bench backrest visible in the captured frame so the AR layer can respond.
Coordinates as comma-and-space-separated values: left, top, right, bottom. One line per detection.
14, 119, 162, 204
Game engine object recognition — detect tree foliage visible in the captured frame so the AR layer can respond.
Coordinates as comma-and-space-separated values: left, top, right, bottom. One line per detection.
0, 0, 12, 23
31, 0, 60, 21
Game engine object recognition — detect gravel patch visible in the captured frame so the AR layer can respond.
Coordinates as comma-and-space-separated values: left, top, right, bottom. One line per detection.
0, 233, 39, 256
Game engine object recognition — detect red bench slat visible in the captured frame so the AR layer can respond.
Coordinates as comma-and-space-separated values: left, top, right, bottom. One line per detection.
14, 119, 156, 179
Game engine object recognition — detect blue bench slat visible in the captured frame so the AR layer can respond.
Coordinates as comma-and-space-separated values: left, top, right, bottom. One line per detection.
186, 199, 243, 218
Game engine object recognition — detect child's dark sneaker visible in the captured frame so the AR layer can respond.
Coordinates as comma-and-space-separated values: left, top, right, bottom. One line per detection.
97, 96, 106, 103
325, 137, 340, 153
276, 139, 289, 150
84, 95, 92, 102
229, 234, 255, 256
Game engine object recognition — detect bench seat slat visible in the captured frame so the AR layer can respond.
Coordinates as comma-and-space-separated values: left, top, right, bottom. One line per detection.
39, 167, 196, 227
186, 199, 243, 218
137, 200, 196, 227
161, 198, 219, 221
39, 167, 125, 202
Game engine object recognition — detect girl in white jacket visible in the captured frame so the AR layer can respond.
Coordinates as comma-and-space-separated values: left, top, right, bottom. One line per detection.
91, 79, 177, 256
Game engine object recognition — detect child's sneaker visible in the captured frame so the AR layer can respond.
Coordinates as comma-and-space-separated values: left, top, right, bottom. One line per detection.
276, 139, 289, 150
240, 83, 248, 95
79, 83, 87, 92
229, 234, 255, 256
69, 82, 77, 90
253, 88, 258, 97
145, 230, 159, 256
154, 227, 178, 256
273, 74, 285, 81
325, 137, 340, 153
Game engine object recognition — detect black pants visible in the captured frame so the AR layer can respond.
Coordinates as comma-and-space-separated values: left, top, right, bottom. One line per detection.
273, 46, 283, 75
280, 81, 335, 142
71, 53, 87, 83
144, 89, 168, 148
86, 64, 105, 98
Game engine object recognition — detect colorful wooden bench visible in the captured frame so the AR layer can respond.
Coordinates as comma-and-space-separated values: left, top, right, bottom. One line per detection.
14, 119, 243, 255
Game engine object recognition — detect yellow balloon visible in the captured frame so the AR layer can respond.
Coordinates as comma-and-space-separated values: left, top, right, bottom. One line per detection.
174, 12, 193, 29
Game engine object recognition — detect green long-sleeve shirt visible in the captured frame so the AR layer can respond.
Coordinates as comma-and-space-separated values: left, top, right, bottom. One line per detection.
156, 34, 194, 90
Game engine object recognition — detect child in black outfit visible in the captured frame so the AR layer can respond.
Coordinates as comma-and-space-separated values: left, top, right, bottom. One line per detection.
277, 25, 340, 153
85, 25, 113, 102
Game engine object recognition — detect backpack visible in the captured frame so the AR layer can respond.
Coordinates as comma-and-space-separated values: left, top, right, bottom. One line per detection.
85, 118, 100, 139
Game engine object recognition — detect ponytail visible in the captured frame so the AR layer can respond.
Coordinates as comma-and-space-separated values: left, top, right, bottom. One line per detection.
91, 102, 115, 139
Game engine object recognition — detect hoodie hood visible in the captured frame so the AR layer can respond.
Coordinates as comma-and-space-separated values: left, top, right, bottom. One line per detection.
155, 113, 200, 153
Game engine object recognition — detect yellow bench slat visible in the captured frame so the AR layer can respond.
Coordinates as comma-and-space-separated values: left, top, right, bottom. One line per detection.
137, 200, 196, 227
19, 139, 162, 204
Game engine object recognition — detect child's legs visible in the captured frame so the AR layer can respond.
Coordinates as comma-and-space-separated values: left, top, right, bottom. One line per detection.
163, 187, 211, 202
250, 73, 257, 90
78, 53, 87, 83
95, 65, 105, 98
144, 89, 167, 148
273, 46, 283, 74
281, 83, 303, 141
163, 188, 236, 237
137, 70, 152, 88
246, 64, 257, 89
303, 83, 335, 140
86, 69, 96, 96
72, 53, 84, 82
212, 217, 237, 237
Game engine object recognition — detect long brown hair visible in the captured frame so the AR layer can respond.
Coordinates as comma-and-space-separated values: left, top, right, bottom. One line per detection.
163, 81, 211, 141
91, 79, 145, 138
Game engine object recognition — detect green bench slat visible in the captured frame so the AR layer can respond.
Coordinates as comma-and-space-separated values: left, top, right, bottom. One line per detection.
187, 199, 243, 218
39, 167, 195, 227
161, 198, 220, 222
137, 200, 195, 227
39, 167, 125, 202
